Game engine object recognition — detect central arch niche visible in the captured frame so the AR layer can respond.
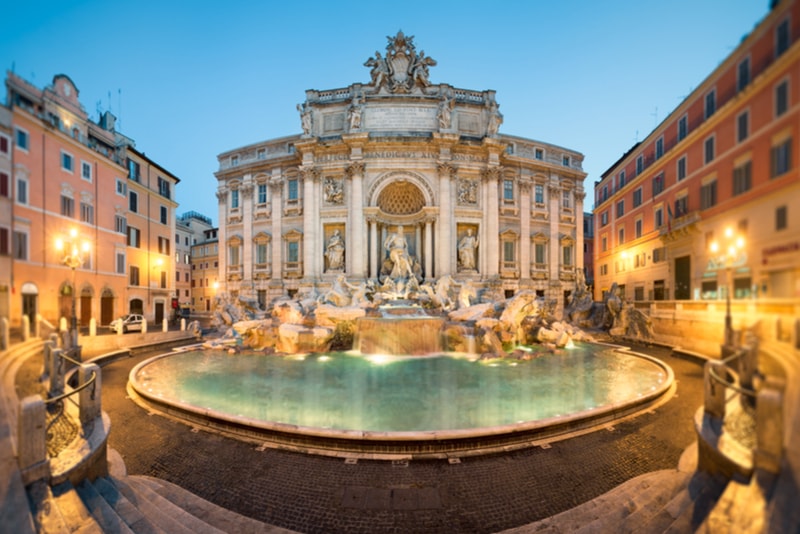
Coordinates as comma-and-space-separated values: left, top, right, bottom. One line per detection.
377, 181, 426, 215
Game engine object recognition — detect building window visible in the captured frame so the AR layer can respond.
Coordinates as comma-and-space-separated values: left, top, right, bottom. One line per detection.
287, 241, 299, 263
733, 161, 752, 196
61, 195, 74, 218
15, 128, 29, 151
229, 243, 240, 266
675, 196, 688, 217
61, 151, 73, 173
616, 200, 624, 218
601, 235, 607, 252
503, 241, 515, 263
562, 156, 570, 167
535, 148, 543, 160
127, 226, 140, 248
257, 149, 266, 160
737, 57, 750, 92
0, 172, 8, 198
13, 230, 28, 260
705, 89, 716, 119
618, 227, 625, 246
16, 175, 28, 205
160, 205, 168, 225
116, 178, 127, 196
636, 155, 644, 175
771, 138, 792, 178
562, 244, 573, 267
258, 183, 267, 205
618, 170, 626, 189
130, 265, 140, 286
0, 133, 8, 154
231, 189, 240, 209
80, 202, 94, 224
635, 218, 643, 238
1, 228, 11, 254
256, 243, 268, 265
129, 190, 138, 212
81, 161, 92, 181
652, 173, 664, 196
737, 111, 749, 143
775, 79, 789, 117
656, 137, 664, 160
158, 236, 170, 255
158, 177, 171, 199
776, 205, 787, 231
600, 210, 608, 226
633, 187, 643, 208
115, 215, 127, 234
503, 179, 514, 203
678, 115, 688, 141
534, 184, 544, 204
127, 158, 141, 182
288, 179, 299, 201
562, 190, 571, 209
701, 180, 717, 210
231, 155, 239, 166
160, 271, 167, 289
776, 17, 790, 57
655, 207, 664, 228
704, 136, 715, 164
116, 252, 125, 274
677, 155, 687, 181
534, 242, 546, 265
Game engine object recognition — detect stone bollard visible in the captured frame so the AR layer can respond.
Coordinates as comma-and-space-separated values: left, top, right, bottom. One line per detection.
0, 316, 8, 350
78, 363, 102, 426
703, 360, 727, 419
180, 318, 186, 331
795, 318, 800, 351
59, 317, 68, 333
739, 335, 759, 392
43, 340, 54, 380
162, 318, 168, 332
49, 348, 65, 399
18, 395, 49, 484
22, 315, 30, 341
89, 317, 96, 337
754, 376, 785, 474
142, 320, 148, 334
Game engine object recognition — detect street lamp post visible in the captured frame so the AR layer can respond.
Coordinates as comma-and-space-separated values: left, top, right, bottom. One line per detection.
55, 228, 91, 360
709, 227, 745, 349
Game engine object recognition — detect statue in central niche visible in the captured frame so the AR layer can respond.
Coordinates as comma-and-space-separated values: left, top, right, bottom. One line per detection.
383, 226, 415, 280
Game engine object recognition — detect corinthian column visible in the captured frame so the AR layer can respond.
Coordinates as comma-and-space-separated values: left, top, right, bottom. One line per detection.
576, 187, 586, 272
347, 162, 366, 278
437, 162, 455, 276
301, 166, 320, 279
215, 189, 228, 292
483, 167, 501, 276
269, 175, 283, 275
519, 178, 532, 281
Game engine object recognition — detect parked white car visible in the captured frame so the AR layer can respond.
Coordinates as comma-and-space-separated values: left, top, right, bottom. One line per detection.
112, 314, 144, 333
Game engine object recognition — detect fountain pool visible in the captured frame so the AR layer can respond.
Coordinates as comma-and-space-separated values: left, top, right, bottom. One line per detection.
129, 343, 673, 458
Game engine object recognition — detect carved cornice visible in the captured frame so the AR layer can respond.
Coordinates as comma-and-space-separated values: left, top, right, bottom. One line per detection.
215, 190, 228, 203
482, 167, 502, 182
300, 166, 321, 182
518, 177, 533, 194
241, 184, 254, 199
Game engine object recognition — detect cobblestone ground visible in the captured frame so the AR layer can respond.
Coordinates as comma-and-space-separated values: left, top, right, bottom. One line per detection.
101, 344, 704, 534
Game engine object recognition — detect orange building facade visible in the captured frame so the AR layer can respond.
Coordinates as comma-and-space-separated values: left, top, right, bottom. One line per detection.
4, 72, 180, 329
594, 0, 800, 303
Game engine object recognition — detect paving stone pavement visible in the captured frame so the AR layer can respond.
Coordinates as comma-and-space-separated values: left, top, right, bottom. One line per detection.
102, 344, 704, 534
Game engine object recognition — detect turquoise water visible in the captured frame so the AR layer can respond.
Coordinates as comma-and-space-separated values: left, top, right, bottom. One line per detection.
133, 344, 667, 433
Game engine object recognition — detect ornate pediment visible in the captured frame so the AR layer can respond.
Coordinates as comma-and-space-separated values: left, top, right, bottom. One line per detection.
364, 31, 437, 94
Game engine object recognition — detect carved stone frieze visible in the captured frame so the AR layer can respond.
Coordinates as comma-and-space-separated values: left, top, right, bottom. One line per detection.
457, 178, 479, 206
323, 177, 344, 205
346, 161, 365, 177
216, 190, 228, 204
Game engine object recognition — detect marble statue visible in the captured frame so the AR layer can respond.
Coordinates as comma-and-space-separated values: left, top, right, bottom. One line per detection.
364, 51, 389, 88
487, 99, 503, 136
383, 226, 415, 279
323, 177, 343, 205
458, 229, 479, 271
438, 94, 454, 130
297, 103, 312, 135
324, 230, 345, 271
348, 96, 363, 131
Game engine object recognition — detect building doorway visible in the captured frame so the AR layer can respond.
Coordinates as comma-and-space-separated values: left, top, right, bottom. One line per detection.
130, 298, 144, 315
100, 289, 114, 325
80, 286, 93, 326
21, 282, 38, 326
155, 301, 165, 325
674, 256, 691, 300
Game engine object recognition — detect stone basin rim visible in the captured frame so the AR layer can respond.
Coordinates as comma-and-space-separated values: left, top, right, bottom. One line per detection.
127, 342, 675, 457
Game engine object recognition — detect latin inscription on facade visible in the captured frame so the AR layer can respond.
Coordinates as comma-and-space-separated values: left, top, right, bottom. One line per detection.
364, 106, 437, 131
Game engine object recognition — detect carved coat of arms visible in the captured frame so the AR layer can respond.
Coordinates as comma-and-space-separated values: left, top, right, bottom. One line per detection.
364, 31, 436, 93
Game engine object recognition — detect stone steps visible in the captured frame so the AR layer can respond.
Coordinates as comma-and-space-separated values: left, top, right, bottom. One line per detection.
27, 473, 285, 534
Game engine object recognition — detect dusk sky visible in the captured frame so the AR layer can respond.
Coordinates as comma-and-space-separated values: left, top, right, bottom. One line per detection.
1, 1, 768, 225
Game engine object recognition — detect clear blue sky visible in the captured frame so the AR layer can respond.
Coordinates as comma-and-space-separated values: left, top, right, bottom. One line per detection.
1, 0, 768, 225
